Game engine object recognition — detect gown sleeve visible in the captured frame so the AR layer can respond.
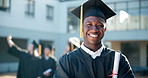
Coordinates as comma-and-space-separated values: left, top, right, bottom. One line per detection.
53, 55, 74, 78
50, 59, 57, 77
118, 54, 135, 78
8, 45, 27, 58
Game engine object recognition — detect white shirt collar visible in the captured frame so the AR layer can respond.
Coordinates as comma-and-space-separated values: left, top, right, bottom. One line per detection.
81, 42, 105, 59
45, 56, 49, 60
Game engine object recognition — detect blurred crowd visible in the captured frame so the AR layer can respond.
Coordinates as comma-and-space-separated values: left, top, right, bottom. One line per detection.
7, 35, 80, 78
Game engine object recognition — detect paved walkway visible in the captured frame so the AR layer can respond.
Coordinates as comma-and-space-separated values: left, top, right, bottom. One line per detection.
0, 72, 16, 78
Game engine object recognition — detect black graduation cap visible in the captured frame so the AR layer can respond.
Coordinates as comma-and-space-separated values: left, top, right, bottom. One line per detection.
45, 44, 52, 51
71, 0, 116, 20
71, 0, 116, 38
32, 40, 38, 49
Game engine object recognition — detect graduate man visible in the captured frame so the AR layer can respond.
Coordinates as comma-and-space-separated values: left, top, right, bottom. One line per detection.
41, 45, 57, 78
54, 0, 135, 78
7, 35, 42, 78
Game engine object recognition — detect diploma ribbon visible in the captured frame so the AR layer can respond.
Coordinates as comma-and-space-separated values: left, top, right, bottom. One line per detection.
109, 71, 118, 77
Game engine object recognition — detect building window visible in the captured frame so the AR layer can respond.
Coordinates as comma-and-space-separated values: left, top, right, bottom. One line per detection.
25, 0, 35, 17
46, 5, 53, 20
121, 42, 140, 66
67, 7, 79, 33
0, 0, 11, 12
107, 0, 148, 31
0, 37, 27, 63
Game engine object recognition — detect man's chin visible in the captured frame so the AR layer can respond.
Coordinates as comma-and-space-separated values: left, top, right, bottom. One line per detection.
89, 41, 100, 45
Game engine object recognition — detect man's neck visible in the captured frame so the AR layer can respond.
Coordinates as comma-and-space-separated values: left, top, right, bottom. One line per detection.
84, 42, 102, 52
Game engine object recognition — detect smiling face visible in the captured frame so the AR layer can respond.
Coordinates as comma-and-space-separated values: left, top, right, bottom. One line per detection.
44, 48, 51, 56
28, 44, 34, 55
83, 16, 106, 47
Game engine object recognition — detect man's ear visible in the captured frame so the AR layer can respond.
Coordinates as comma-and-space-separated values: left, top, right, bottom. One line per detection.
104, 27, 107, 31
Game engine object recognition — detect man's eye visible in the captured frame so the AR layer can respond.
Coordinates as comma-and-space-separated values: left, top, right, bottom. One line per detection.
97, 25, 104, 28
86, 24, 92, 27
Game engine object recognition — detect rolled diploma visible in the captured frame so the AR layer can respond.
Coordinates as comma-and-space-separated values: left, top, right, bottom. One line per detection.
43, 68, 52, 74
112, 52, 120, 78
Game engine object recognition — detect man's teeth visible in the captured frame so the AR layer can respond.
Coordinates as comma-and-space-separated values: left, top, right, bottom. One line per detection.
89, 34, 98, 37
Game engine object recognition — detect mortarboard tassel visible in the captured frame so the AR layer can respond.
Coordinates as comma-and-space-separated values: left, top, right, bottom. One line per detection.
51, 47, 54, 56
38, 44, 42, 55
71, 43, 74, 51
80, 4, 83, 38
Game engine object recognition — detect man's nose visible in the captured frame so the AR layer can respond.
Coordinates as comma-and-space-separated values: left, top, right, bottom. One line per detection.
92, 25, 98, 31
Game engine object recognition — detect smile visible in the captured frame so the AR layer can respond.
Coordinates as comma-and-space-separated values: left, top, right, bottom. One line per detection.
89, 34, 98, 38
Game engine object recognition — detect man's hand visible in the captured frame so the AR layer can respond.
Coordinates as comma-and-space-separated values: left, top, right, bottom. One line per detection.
44, 72, 50, 76
37, 76, 41, 78
7, 35, 15, 47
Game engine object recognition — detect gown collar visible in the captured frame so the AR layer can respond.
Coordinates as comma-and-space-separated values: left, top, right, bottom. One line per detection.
80, 42, 105, 59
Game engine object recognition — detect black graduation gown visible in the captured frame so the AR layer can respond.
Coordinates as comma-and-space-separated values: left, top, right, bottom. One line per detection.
54, 47, 135, 78
8, 46, 42, 78
41, 56, 57, 78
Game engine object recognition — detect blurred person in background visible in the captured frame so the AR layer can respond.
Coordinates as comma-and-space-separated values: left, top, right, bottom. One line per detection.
64, 37, 80, 55
41, 44, 57, 78
7, 35, 42, 78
